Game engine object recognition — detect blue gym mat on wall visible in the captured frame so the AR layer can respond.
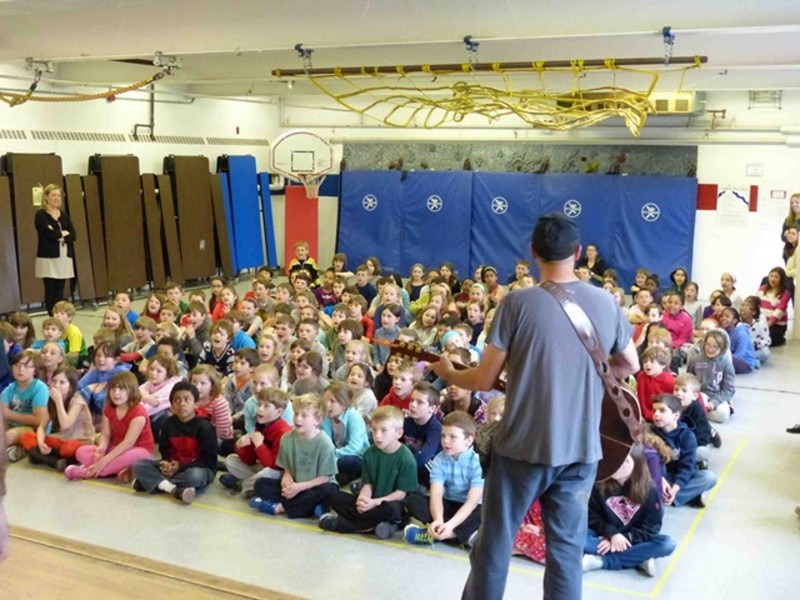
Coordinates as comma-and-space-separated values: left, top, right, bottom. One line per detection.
218, 155, 265, 271
338, 171, 697, 286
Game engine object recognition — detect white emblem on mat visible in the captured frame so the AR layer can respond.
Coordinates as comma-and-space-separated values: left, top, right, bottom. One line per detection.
362, 194, 378, 212
427, 195, 443, 213
641, 203, 661, 222
563, 199, 582, 218
491, 197, 508, 214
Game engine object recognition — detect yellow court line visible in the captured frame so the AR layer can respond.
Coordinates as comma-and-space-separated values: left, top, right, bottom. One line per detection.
649, 438, 748, 598
16, 449, 744, 600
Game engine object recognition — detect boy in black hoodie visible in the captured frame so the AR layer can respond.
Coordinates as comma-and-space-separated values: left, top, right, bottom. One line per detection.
673, 373, 717, 464
651, 394, 717, 508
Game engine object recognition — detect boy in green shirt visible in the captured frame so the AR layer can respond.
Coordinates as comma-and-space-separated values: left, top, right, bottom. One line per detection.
250, 393, 338, 518
318, 405, 418, 539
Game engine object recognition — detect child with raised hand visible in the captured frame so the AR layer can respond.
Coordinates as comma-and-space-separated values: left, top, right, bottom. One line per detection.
379, 360, 419, 414
291, 351, 330, 396
199, 319, 236, 377
345, 362, 378, 423
78, 341, 131, 416
30, 317, 66, 353
65, 371, 154, 480
139, 355, 182, 439
190, 365, 233, 446
673, 373, 716, 462
132, 382, 217, 504
582, 443, 676, 577
687, 330, 736, 423
319, 406, 418, 539
651, 394, 717, 508
404, 411, 484, 548
402, 381, 442, 487
21, 367, 92, 471
180, 301, 211, 364
321, 383, 369, 484
222, 388, 292, 497
2, 350, 50, 462
250, 393, 338, 518
636, 347, 676, 423
8, 312, 35, 349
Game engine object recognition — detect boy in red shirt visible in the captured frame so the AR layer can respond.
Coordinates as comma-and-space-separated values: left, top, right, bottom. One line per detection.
379, 361, 420, 414
636, 347, 675, 422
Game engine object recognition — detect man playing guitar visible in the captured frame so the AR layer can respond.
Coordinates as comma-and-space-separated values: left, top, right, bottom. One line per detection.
429, 214, 639, 600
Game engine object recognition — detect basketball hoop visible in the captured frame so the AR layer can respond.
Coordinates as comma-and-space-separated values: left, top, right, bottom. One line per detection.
270, 129, 333, 199
295, 172, 326, 199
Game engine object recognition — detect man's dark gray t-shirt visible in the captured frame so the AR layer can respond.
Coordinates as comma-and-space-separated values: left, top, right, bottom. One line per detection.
488, 282, 632, 466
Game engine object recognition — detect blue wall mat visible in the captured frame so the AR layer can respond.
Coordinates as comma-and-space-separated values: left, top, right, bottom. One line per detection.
319, 174, 340, 197
218, 172, 238, 273
611, 176, 697, 289
222, 155, 264, 270
471, 172, 541, 283
338, 171, 404, 272
400, 171, 472, 278
539, 174, 620, 259
258, 173, 279, 268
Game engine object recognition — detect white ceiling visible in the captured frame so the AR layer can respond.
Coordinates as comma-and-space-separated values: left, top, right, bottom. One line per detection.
0, 0, 798, 97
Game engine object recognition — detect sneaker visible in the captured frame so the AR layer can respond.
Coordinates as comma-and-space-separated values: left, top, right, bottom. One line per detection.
219, 473, 239, 489
710, 428, 722, 448
404, 524, 433, 545
691, 491, 710, 508
318, 512, 339, 532
313, 503, 325, 519
176, 487, 196, 505
582, 554, 603, 573
6, 446, 27, 463
697, 460, 709, 471
374, 521, 398, 540
64, 465, 84, 480
466, 530, 478, 548
249, 497, 279, 515
117, 468, 134, 484
786, 424, 800, 434
131, 479, 146, 492
637, 558, 656, 577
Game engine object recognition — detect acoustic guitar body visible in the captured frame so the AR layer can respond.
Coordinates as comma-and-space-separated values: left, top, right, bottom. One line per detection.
596, 385, 641, 481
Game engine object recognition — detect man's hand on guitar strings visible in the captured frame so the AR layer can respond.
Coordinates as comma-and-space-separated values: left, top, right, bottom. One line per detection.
426, 354, 454, 380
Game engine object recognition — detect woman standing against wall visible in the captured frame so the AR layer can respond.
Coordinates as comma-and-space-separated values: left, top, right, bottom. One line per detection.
575, 243, 608, 286
35, 184, 75, 316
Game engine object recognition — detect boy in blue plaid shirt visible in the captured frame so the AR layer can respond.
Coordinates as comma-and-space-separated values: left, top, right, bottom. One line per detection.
403, 411, 484, 547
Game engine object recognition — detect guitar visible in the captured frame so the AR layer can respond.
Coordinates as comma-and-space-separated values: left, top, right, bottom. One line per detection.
374, 339, 506, 392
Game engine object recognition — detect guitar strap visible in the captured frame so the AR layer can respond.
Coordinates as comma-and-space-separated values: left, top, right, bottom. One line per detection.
539, 281, 641, 442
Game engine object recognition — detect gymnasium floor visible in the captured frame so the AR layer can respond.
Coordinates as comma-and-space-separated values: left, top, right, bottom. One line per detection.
4, 284, 800, 600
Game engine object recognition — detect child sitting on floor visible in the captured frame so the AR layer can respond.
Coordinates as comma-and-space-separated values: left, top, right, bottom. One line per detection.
650, 394, 717, 508
2, 350, 50, 463
687, 330, 736, 423
321, 383, 369, 485
250, 393, 338, 518
132, 381, 217, 504
673, 373, 717, 464
403, 411, 484, 548
636, 347, 675, 422
379, 360, 419, 414
221, 388, 292, 498
402, 381, 443, 487
318, 405, 418, 539
582, 443, 676, 577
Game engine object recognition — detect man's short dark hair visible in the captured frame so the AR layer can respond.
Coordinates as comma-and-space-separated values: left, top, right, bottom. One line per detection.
531, 213, 580, 261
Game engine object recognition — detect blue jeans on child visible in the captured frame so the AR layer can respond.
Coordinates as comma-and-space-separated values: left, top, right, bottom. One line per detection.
584, 530, 676, 569
462, 452, 597, 600
672, 470, 717, 507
